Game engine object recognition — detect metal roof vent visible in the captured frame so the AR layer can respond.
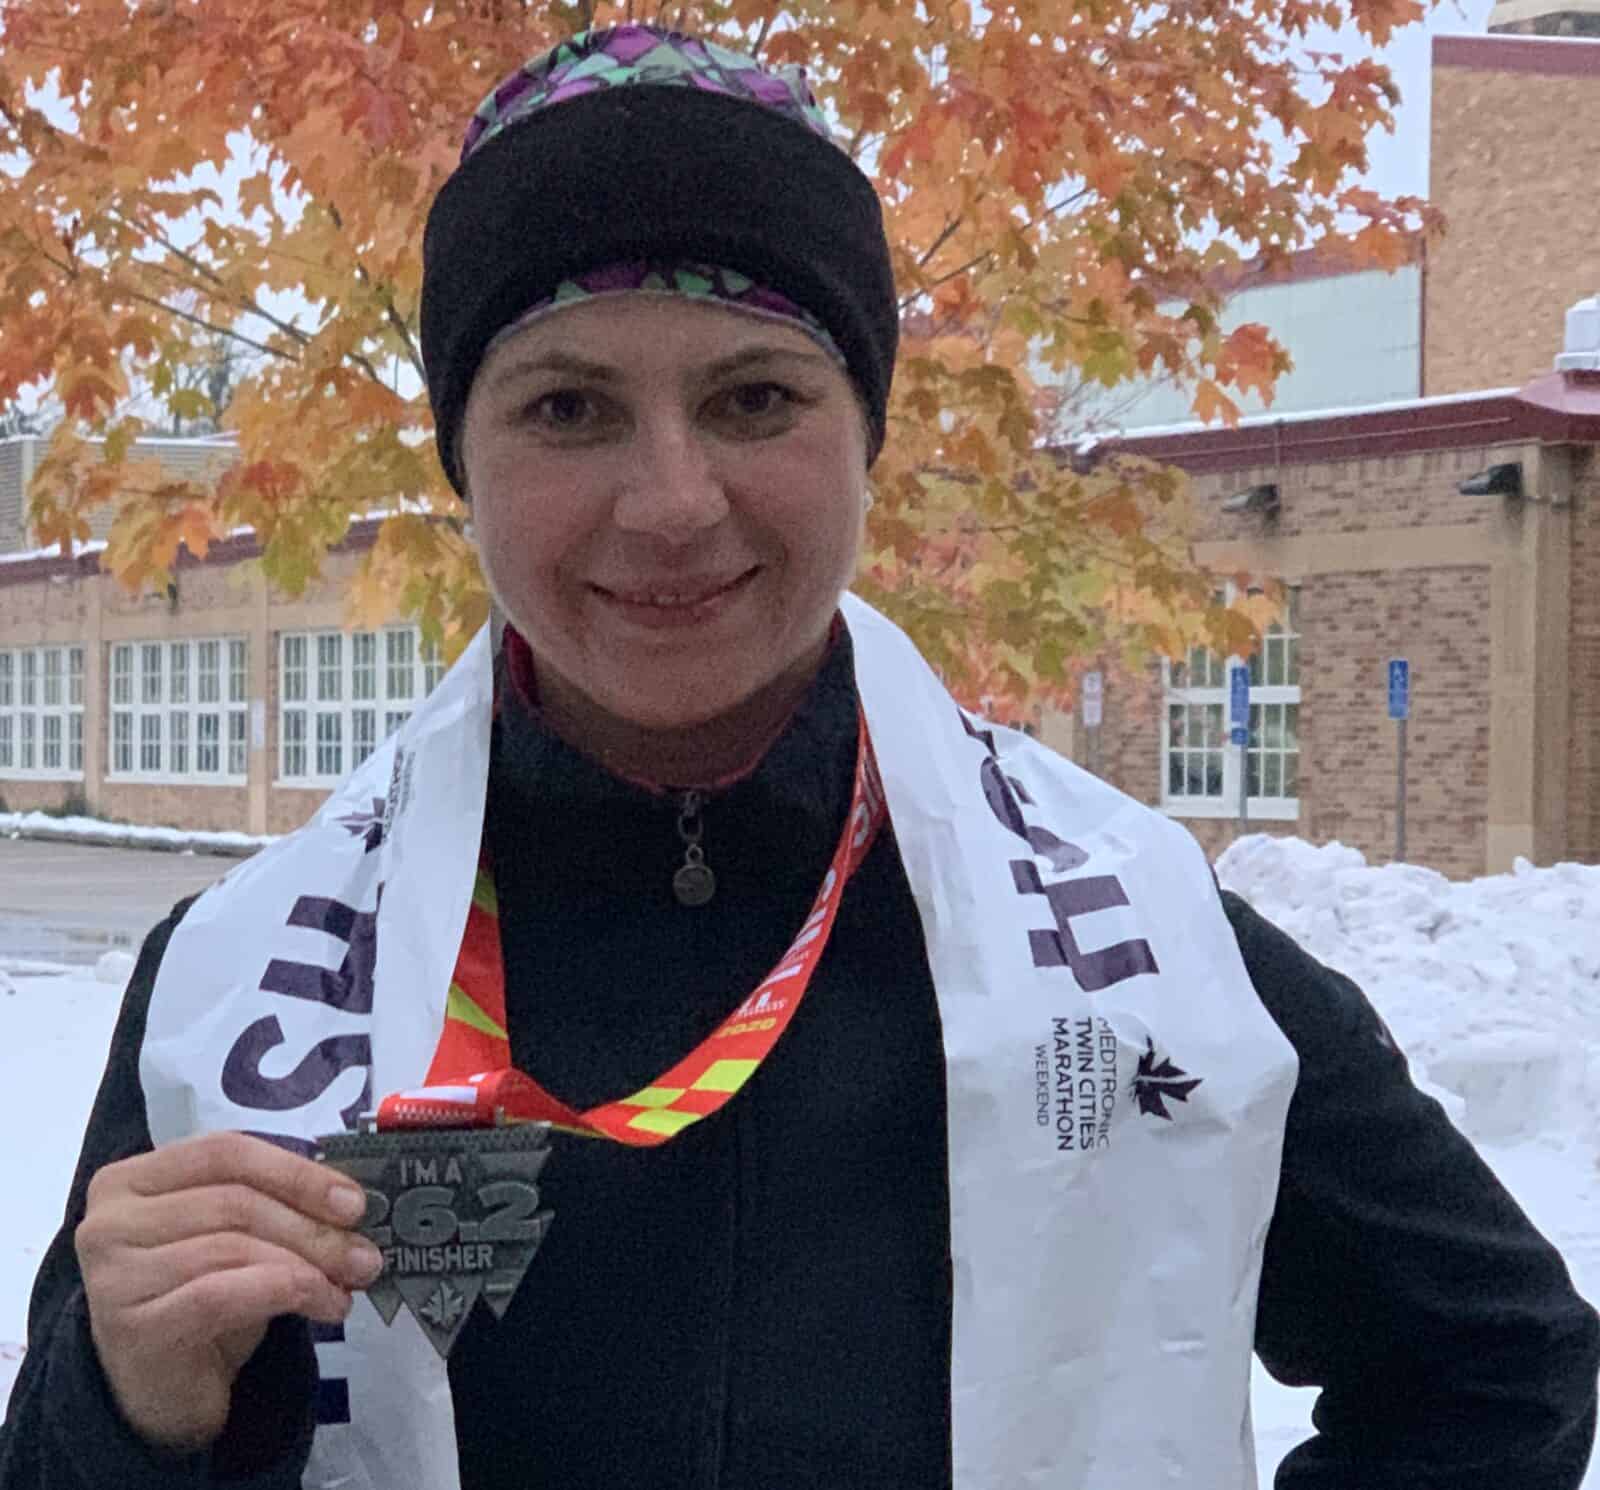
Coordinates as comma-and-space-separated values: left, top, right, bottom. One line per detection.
1556, 295, 1600, 373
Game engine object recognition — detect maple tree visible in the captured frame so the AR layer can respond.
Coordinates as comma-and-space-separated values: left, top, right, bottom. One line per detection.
0, 0, 1438, 706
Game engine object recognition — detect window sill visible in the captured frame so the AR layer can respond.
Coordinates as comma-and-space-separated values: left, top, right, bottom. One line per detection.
0, 770, 86, 784
105, 774, 247, 789
1160, 799, 1300, 823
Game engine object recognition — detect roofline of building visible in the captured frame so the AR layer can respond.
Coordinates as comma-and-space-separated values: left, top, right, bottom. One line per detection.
1090, 376, 1600, 475
0, 432, 239, 450
1434, 31, 1600, 76
0, 515, 381, 589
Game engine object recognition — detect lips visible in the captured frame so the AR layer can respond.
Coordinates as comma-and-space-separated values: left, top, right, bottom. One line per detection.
587, 566, 762, 630
592, 567, 759, 610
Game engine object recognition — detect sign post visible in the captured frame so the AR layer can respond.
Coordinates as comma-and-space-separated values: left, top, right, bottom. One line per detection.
1081, 670, 1103, 776
1388, 659, 1410, 862
1229, 664, 1251, 829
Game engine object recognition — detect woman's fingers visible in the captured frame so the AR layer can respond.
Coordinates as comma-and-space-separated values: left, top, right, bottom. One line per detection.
97, 1130, 367, 1229
81, 1183, 383, 1294
76, 1129, 373, 1454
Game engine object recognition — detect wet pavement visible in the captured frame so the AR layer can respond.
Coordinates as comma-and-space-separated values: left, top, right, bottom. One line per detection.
0, 839, 236, 966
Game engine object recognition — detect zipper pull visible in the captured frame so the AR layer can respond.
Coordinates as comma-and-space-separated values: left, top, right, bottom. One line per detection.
673, 790, 716, 907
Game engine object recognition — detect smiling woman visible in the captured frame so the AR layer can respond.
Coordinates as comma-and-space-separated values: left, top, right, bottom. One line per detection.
3, 20, 1595, 1490
460, 296, 869, 782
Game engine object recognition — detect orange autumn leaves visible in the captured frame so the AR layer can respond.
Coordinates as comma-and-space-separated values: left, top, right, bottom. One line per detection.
0, 0, 1437, 705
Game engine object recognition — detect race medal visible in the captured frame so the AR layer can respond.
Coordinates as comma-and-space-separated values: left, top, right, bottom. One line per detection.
316, 1121, 554, 1360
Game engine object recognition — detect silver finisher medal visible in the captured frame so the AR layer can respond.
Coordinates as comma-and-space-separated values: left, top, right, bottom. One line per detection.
316, 1122, 554, 1359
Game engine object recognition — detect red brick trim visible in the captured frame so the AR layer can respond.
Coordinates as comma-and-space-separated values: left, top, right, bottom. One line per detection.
1097, 385, 1600, 475
0, 516, 383, 589
1434, 32, 1600, 77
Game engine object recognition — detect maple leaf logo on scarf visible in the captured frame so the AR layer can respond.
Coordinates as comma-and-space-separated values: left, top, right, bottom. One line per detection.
336, 797, 387, 854
1132, 1038, 1203, 1121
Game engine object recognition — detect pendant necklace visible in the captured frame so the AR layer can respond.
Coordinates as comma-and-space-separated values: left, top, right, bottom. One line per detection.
673, 790, 717, 907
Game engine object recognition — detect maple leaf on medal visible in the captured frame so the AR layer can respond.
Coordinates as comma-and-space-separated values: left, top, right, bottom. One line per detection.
419, 1280, 468, 1331
1132, 1038, 1203, 1121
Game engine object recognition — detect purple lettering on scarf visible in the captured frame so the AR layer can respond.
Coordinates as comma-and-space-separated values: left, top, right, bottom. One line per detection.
959, 705, 1158, 991
1011, 860, 1161, 992
221, 1016, 372, 1130
258, 894, 380, 1013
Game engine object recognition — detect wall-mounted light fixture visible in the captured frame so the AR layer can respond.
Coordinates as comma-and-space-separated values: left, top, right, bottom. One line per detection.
1457, 462, 1523, 499
1220, 482, 1280, 516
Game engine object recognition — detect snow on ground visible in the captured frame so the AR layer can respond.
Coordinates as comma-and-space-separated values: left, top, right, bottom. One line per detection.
0, 810, 272, 856
0, 835, 1595, 1482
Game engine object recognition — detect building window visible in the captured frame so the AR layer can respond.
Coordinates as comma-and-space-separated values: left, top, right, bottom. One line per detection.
278, 625, 444, 785
108, 637, 250, 784
1161, 588, 1301, 821
0, 645, 87, 780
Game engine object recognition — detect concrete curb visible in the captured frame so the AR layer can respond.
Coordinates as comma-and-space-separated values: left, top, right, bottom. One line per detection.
0, 820, 270, 859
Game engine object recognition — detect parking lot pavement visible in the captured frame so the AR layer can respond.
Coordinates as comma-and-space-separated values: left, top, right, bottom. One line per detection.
0, 838, 236, 965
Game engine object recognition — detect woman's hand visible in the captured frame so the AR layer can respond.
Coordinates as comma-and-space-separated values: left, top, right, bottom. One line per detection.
75, 1130, 383, 1454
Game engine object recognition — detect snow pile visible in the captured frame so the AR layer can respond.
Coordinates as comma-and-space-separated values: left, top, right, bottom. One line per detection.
1218, 835, 1600, 1147
93, 949, 137, 986
0, 811, 272, 857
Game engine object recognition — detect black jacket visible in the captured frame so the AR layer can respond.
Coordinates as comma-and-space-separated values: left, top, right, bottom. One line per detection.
3, 636, 1596, 1488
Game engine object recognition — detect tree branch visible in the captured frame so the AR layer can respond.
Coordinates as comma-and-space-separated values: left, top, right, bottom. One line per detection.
916, 214, 965, 270
899, 187, 1094, 310
750, 7, 778, 56
28, 234, 298, 364
109, 208, 313, 349
324, 204, 426, 381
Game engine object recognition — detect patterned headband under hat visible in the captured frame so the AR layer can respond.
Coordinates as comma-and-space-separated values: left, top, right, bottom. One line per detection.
421, 24, 899, 492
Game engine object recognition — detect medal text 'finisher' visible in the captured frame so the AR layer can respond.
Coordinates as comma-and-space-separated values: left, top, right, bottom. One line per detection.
317, 1122, 554, 1359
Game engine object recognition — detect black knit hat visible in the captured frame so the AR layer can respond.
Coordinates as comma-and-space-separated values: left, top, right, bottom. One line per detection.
421, 28, 899, 494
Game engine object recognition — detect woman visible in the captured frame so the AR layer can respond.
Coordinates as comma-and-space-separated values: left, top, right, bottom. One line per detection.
1, 25, 1595, 1490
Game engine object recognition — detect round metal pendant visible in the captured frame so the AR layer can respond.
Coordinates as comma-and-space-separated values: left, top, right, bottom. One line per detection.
673, 861, 717, 907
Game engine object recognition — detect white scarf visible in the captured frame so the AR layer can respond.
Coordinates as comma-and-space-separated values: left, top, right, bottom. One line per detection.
141, 594, 1298, 1488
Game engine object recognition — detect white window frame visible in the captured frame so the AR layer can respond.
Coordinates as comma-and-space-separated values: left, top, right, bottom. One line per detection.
0, 644, 86, 781
107, 637, 250, 785
1161, 587, 1301, 822
277, 625, 444, 786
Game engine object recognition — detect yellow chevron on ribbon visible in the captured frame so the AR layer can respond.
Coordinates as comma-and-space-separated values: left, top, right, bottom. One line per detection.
626, 1108, 700, 1137
445, 982, 509, 1043
691, 1059, 759, 1093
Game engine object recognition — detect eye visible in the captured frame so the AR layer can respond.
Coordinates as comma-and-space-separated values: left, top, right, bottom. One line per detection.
524, 389, 597, 429
709, 381, 806, 428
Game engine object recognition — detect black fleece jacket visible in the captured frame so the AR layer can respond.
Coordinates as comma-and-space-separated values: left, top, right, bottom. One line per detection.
2, 633, 1596, 1489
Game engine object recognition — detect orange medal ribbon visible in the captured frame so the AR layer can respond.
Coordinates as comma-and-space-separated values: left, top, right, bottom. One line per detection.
376, 710, 885, 1147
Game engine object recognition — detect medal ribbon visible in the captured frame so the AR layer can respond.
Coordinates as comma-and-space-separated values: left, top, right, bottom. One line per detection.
376, 709, 885, 1147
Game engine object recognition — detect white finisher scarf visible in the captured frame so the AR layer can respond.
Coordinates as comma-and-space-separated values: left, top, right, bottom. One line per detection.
140, 594, 1298, 1489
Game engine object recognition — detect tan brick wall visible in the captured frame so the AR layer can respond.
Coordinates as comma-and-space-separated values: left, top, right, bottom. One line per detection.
0, 779, 84, 815
97, 783, 251, 834
1426, 59, 1600, 395
1299, 566, 1491, 879
1187, 446, 1511, 544
1567, 451, 1600, 861
267, 787, 329, 836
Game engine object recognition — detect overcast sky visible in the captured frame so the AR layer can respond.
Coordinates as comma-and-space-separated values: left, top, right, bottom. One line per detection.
1327, 0, 1499, 199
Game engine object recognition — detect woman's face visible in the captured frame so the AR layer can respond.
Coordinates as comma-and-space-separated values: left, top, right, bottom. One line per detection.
460, 295, 869, 732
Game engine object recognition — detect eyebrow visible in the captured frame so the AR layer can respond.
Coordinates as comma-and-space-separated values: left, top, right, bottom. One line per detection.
486, 343, 835, 388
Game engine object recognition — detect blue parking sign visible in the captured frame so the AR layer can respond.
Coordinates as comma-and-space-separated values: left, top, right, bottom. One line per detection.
1229, 664, 1250, 746
1388, 659, 1410, 721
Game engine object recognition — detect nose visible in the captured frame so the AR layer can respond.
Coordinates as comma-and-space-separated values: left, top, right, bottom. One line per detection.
610, 410, 729, 543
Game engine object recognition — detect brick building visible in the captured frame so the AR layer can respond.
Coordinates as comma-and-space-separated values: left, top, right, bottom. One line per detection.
0, 450, 441, 835
1423, 34, 1600, 396
1075, 362, 1600, 880
3, 25, 1598, 868
1033, 25, 1600, 879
